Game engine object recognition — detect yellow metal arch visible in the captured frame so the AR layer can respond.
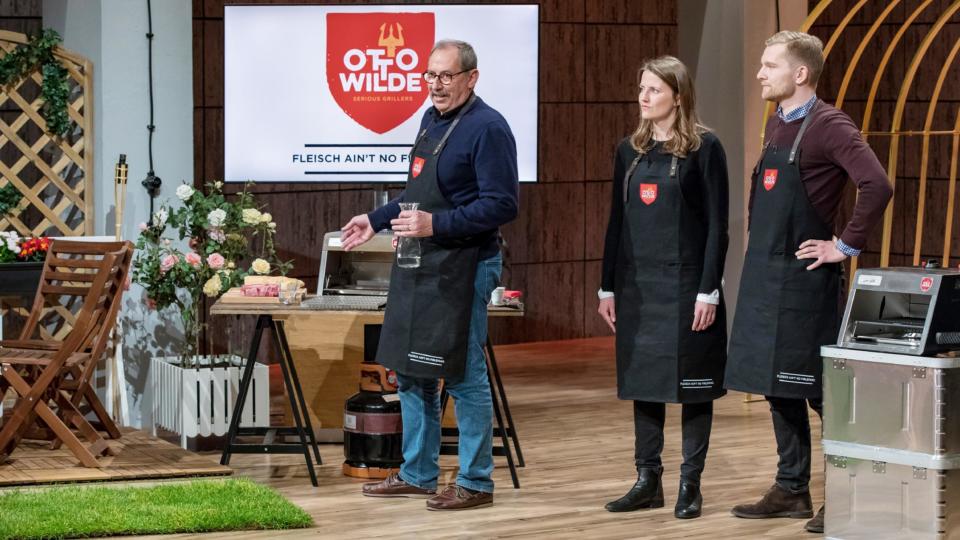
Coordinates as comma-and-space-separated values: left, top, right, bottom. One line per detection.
913, 38, 960, 266
944, 111, 960, 264
834, 0, 902, 110
880, 2, 960, 267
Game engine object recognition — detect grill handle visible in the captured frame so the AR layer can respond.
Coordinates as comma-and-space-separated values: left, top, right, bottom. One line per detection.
936, 332, 960, 346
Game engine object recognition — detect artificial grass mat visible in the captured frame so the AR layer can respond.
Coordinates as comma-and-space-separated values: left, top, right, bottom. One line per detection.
0, 478, 313, 539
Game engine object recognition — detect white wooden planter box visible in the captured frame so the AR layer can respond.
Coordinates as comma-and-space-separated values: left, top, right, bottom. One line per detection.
150, 355, 270, 448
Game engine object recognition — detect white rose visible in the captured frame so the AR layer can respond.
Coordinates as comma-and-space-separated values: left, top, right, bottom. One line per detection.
241, 208, 262, 225
259, 212, 272, 223
208, 208, 227, 227
154, 207, 168, 227
268, 222, 276, 230
202, 274, 223, 297
251, 258, 270, 275
175, 184, 195, 201
214, 181, 223, 189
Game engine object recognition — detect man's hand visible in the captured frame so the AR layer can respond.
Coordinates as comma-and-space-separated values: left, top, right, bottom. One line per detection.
340, 214, 375, 251
692, 301, 716, 331
598, 297, 616, 333
391, 209, 434, 238
795, 236, 848, 270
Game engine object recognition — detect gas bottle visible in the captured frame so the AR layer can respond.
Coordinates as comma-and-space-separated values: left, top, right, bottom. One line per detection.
342, 362, 402, 478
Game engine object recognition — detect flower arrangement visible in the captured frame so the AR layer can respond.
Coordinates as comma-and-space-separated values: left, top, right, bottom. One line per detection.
133, 181, 290, 358
0, 232, 51, 263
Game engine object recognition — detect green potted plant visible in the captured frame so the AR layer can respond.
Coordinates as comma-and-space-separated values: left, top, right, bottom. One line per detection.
134, 180, 289, 447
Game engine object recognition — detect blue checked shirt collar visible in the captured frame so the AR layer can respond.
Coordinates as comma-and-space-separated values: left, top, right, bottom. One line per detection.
777, 94, 818, 122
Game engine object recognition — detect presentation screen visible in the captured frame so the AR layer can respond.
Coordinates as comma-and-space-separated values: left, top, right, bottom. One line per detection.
224, 4, 539, 183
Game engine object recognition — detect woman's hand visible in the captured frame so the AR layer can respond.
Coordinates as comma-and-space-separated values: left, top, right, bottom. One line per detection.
598, 297, 616, 333
692, 301, 716, 331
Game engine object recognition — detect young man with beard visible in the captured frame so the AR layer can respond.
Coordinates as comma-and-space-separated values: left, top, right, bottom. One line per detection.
724, 31, 891, 534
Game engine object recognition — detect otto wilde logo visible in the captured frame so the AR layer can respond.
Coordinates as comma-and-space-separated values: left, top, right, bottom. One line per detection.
327, 12, 435, 134
763, 169, 778, 191
639, 184, 657, 205
411, 156, 425, 178
920, 276, 934, 292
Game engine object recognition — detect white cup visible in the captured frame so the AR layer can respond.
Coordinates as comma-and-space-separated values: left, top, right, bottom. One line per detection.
490, 286, 506, 306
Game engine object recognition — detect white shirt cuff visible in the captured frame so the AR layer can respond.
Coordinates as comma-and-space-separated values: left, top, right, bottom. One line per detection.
697, 289, 720, 305
601, 289, 718, 304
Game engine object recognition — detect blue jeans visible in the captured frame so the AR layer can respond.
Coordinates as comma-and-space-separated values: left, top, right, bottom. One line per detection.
397, 253, 502, 494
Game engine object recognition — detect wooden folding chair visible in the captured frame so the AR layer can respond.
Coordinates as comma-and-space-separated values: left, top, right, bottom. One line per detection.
0, 247, 123, 466
0, 240, 133, 443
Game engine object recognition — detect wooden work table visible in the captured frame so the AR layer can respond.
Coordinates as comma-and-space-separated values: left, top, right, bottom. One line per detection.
211, 295, 524, 486
210, 295, 523, 444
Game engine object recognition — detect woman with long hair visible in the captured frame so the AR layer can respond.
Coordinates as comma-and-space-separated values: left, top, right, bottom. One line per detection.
597, 55, 729, 519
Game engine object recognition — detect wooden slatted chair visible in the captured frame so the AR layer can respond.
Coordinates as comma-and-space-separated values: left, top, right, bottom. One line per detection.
0, 240, 133, 444
0, 247, 123, 466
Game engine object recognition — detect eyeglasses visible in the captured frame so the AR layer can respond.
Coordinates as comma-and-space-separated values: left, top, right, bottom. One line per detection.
422, 69, 472, 85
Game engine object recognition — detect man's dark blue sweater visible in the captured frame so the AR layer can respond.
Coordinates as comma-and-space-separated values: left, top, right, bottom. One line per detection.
367, 95, 519, 260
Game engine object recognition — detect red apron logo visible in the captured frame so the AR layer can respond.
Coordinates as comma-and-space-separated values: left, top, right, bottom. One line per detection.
639, 184, 657, 205
920, 277, 934, 292
763, 169, 778, 191
411, 156, 425, 178
326, 13, 434, 134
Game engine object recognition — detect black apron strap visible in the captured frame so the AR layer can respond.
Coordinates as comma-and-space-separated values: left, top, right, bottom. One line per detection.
433, 94, 478, 155
788, 100, 822, 164
622, 150, 679, 205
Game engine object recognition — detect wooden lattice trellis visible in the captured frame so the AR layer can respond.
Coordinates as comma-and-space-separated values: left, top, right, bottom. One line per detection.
0, 30, 93, 238
0, 31, 94, 340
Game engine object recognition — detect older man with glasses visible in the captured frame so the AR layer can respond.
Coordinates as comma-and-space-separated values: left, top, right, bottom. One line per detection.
341, 39, 519, 511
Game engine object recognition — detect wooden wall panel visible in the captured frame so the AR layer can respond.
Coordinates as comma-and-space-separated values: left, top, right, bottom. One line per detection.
584, 181, 611, 261
195, 0, 678, 344
501, 182, 585, 264
539, 103, 585, 182
540, 23, 585, 102
584, 103, 636, 181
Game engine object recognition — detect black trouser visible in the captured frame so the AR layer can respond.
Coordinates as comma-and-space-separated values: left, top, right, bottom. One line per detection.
634, 400, 714, 486
766, 396, 823, 494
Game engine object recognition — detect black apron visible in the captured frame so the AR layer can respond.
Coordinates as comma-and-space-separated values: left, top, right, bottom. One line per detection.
725, 101, 841, 400
614, 145, 727, 403
376, 95, 481, 380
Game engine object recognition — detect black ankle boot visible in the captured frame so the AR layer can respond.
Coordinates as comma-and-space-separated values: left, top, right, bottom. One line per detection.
604, 468, 664, 512
674, 481, 702, 519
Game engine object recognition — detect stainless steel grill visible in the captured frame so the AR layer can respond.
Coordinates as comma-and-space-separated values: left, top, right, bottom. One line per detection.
838, 267, 960, 355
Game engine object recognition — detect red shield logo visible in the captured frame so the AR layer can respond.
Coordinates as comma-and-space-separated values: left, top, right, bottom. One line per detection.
763, 169, 778, 191
920, 277, 934, 292
640, 184, 657, 205
411, 156, 425, 178
327, 13, 434, 134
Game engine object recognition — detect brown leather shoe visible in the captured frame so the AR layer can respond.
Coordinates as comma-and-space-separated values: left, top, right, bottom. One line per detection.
805, 505, 825, 533
731, 484, 813, 519
426, 485, 493, 511
362, 473, 436, 498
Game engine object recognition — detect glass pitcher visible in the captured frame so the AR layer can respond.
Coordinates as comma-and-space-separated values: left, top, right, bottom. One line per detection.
396, 202, 421, 268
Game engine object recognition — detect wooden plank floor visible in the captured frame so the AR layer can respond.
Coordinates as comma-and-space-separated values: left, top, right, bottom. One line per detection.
131, 336, 822, 540
0, 429, 231, 486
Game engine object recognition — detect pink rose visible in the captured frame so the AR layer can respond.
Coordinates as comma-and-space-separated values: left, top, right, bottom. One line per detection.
159, 254, 179, 273
138, 222, 148, 232
185, 252, 202, 268
207, 252, 225, 269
